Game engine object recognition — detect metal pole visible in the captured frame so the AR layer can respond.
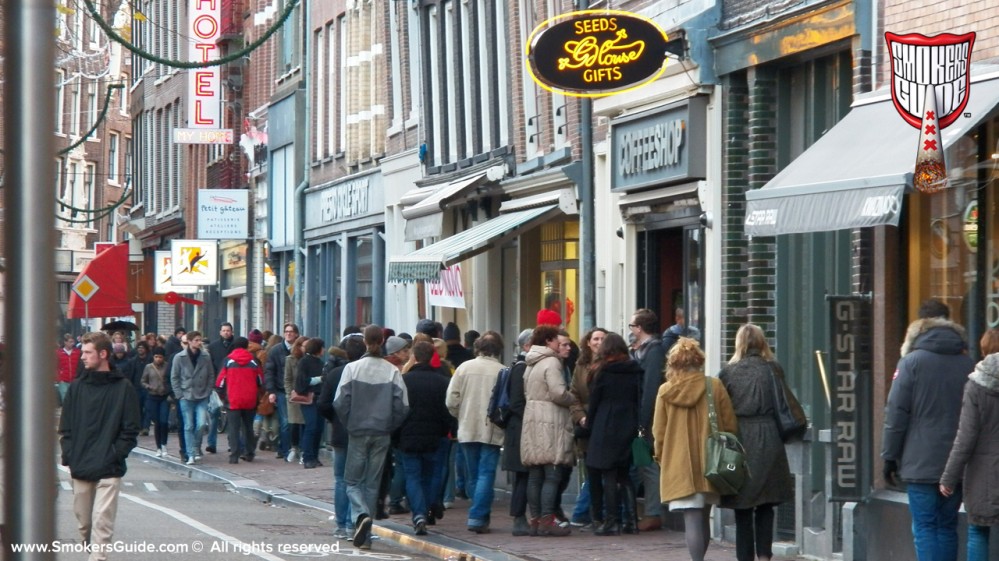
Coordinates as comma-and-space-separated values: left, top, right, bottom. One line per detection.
4, 0, 58, 557
579, 0, 595, 331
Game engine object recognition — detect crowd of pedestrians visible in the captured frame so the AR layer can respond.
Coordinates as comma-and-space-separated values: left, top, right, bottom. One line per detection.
51, 295, 999, 561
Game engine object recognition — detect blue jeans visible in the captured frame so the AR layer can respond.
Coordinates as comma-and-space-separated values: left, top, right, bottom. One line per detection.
146, 395, 170, 448
907, 482, 961, 561
274, 391, 290, 457
299, 403, 322, 463
333, 446, 353, 531
207, 405, 219, 448
455, 443, 468, 495
572, 477, 592, 523
345, 434, 391, 520
461, 442, 500, 528
399, 439, 449, 524
179, 398, 209, 458
968, 524, 991, 561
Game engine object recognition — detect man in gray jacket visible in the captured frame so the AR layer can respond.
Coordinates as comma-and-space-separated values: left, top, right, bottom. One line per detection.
629, 308, 666, 531
334, 325, 409, 549
881, 300, 973, 561
170, 330, 215, 465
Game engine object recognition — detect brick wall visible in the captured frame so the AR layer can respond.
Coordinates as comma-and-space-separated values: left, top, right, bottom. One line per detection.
720, 71, 750, 360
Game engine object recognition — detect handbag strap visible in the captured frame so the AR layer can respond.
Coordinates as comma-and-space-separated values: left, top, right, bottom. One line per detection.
704, 376, 718, 434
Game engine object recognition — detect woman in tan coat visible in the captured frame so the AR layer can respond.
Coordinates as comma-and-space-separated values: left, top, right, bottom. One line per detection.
521, 325, 578, 536
652, 337, 738, 561
283, 335, 308, 463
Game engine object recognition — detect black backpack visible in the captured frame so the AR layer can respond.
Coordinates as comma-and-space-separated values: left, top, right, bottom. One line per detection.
486, 365, 514, 428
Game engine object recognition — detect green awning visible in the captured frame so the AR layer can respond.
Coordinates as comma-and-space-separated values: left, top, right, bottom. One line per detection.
388, 205, 560, 283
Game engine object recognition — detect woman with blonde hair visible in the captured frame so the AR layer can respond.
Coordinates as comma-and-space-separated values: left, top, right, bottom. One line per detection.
652, 337, 738, 561
719, 324, 794, 561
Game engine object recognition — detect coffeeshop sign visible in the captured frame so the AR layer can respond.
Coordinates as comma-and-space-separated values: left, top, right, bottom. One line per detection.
526, 10, 669, 98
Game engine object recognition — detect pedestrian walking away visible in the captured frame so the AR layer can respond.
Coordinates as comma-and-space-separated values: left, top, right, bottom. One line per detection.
882, 300, 974, 561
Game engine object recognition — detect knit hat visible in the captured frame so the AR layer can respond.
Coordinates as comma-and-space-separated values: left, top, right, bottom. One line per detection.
537, 309, 562, 326
416, 318, 437, 336
385, 336, 409, 355
247, 329, 264, 344
442, 322, 461, 342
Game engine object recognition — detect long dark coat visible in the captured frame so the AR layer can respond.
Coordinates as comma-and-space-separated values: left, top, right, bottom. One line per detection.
501, 356, 528, 472
585, 359, 642, 470
718, 353, 794, 509
940, 354, 999, 526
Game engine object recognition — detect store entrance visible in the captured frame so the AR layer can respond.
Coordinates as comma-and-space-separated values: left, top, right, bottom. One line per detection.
637, 224, 704, 340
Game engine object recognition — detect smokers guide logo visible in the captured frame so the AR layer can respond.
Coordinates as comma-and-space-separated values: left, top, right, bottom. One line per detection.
885, 32, 975, 193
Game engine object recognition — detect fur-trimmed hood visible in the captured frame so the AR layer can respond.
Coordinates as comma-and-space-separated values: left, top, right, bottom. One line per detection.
971, 353, 999, 392
900, 317, 968, 357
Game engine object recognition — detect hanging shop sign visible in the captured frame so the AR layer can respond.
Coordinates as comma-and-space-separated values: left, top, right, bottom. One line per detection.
426, 264, 466, 309
828, 295, 873, 502
154, 250, 199, 294
197, 189, 249, 239
170, 239, 219, 286
885, 31, 975, 192
175, 0, 232, 144
526, 10, 668, 98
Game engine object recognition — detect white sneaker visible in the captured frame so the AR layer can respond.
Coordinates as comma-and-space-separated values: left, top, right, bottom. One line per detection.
186, 456, 196, 465
286, 448, 299, 463
156, 448, 163, 458
160, 446, 169, 457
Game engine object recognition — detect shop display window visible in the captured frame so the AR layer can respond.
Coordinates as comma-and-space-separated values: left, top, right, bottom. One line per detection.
905, 117, 997, 356
540, 220, 579, 336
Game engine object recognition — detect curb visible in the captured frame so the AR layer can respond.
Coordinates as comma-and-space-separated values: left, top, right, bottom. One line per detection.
134, 446, 523, 561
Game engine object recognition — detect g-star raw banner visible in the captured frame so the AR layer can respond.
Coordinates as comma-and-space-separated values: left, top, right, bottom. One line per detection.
198, 189, 249, 239
176, 0, 232, 144
426, 265, 466, 309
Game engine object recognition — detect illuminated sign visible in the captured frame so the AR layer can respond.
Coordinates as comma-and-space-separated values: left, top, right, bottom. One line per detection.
179, 0, 223, 144
526, 10, 669, 98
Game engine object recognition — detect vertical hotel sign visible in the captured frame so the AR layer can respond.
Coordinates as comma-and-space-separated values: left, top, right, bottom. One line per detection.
828, 296, 873, 502
526, 10, 669, 98
174, 0, 233, 145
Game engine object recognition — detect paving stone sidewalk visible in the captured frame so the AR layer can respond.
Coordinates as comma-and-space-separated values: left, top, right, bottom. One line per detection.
136, 434, 803, 561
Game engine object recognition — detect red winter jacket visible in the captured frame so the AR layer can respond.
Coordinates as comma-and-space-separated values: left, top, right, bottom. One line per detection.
215, 348, 263, 410
57, 346, 81, 383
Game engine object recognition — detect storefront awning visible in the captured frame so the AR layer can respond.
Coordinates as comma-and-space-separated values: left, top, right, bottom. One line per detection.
401, 173, 491, 241
66, 243, 133, 319
745, 73, 999, 236
389, 204, 566, 283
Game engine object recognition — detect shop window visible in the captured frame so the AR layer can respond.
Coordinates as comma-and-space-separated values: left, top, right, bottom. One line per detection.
906, 124, 985, 353
540, 220, 579, 336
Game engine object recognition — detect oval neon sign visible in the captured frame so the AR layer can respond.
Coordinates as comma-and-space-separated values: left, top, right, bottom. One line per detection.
526, 10, 669, 98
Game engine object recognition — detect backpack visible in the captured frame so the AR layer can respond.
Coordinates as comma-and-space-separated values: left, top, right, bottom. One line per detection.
487, 365, 514, 428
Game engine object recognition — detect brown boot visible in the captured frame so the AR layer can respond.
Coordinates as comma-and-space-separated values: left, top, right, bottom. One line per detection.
538, 514, 571, 537
637, 516, 662, 532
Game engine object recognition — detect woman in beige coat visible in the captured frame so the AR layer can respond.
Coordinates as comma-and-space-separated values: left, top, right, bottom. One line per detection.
521, 325, 578, 536
652, 337, 738, 561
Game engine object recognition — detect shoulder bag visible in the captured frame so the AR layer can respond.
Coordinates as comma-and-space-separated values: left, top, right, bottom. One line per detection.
768, 363, 807, 442
704, 377, 748, 495
289, 390, 314, 405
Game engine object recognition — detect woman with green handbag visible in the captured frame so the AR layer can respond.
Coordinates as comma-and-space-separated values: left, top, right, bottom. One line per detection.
652, 337, 738, 561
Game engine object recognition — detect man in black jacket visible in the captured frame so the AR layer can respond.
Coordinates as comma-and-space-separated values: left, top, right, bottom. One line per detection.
629, 308, 666, 532
882, 300, 974, 561
265, 322, 299, 460
398, 341, 456, 536
205, 322, 236, 453
59, 332, 140, 560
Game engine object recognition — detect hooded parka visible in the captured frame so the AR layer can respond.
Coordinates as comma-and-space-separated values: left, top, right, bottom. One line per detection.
520, 345, 577, 467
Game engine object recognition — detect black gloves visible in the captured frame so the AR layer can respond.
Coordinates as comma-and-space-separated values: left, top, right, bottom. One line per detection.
883, 459, 899, 486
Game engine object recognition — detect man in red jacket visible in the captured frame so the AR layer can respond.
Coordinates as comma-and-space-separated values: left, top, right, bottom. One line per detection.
215, 337, 262, 464
56, 333, 82, 405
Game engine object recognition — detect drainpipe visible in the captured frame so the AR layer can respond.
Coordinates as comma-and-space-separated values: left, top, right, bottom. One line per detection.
293, 2, 312, 327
